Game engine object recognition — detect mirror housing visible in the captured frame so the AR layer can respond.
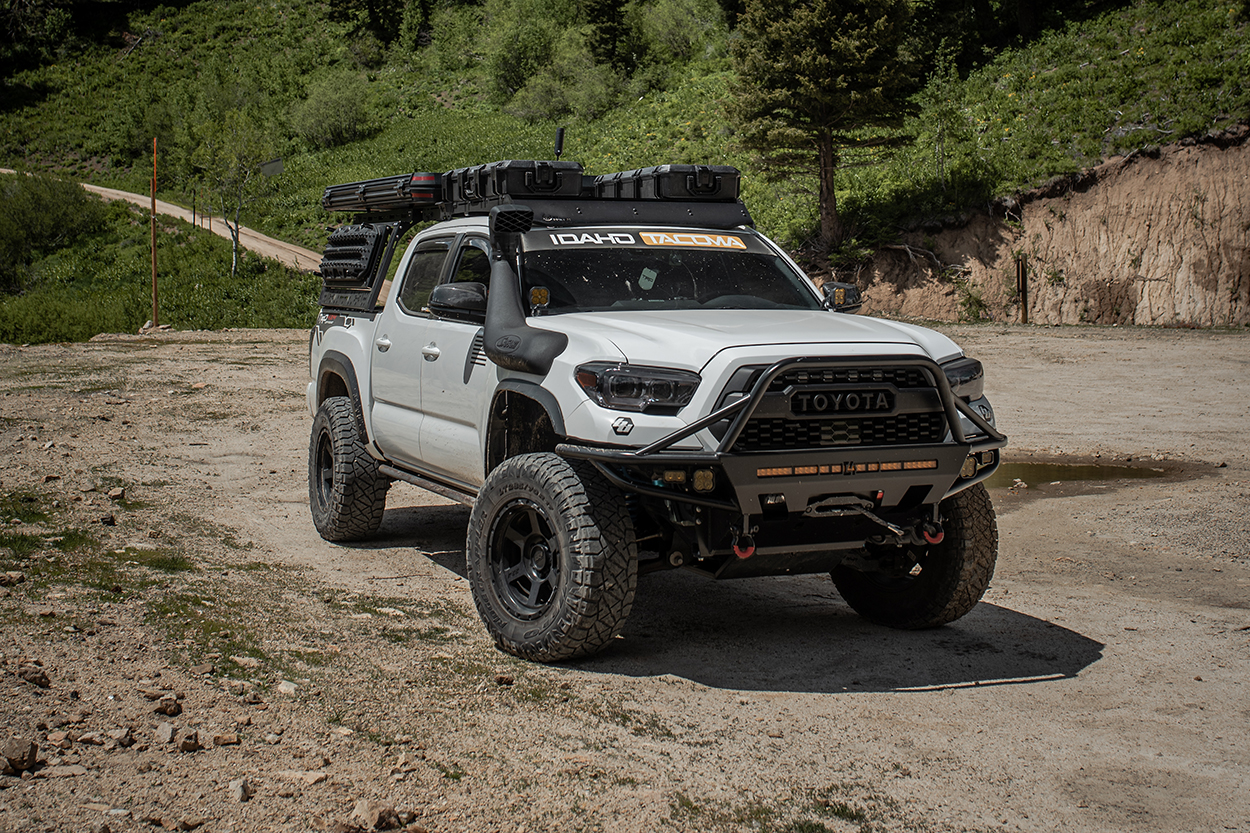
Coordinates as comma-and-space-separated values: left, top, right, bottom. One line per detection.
429, 281, 487, 323
822, 281, 863, 314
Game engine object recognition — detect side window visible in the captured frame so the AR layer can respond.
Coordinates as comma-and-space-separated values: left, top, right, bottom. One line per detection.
397, 239, 452, 315
448, 239, 491, 285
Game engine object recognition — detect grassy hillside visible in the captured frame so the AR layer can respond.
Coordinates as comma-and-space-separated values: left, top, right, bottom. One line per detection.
0, 0, 1246, 341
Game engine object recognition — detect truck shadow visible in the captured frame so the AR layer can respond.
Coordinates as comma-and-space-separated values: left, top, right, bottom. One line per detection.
575, 570, 1105, 694
362, 503, 1104, 695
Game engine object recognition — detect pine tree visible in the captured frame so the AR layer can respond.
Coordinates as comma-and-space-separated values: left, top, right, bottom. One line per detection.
730, 0, 915, 246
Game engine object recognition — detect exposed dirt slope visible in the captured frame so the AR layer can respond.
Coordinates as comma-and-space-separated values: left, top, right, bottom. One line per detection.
861, 126, 1250, 326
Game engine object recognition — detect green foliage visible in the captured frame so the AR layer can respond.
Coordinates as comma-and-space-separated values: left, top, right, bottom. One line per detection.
0, 172, 108, 293
0, 202, 318, 345
0, 0, 1246, 343
292, 71, 377, 149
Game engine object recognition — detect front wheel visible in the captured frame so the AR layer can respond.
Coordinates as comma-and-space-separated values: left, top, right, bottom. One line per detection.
467, 453, 638, 662
308, 396, 389, 541
832, 483, 998, 629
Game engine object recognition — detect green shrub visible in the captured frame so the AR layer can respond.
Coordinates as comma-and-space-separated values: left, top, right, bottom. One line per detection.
292, 71, 377, 149
0, 172, 108, 293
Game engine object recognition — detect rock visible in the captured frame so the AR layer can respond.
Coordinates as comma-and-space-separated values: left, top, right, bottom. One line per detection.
47, 731, 71, 749
277, 769, 328, 785
92, 823, 112, 833
212, 732, 239, 746
2, 737, 38, 771
107, 728, 134, 748
43, 764, 88, 777
17, 665, 50, 688
229, 655, 261, 670
264, 733, 281, 745
189, 663, 214, 676
176, 731, 201, 753
154, 696, 182, 717
277, 680, 298, 696
229, 777, 255, 802
108, 487, 126, 501
351, 799, 401, 830
494, 674, 514, 687
328, 823, 366, 833
100, 514, 116, 526
241, 691, 262, 705
177, 814, 204, 830
153, 723, 176, 744
0, 571, 25, 586
76, 731, 105, 745
137, 687, 168, 701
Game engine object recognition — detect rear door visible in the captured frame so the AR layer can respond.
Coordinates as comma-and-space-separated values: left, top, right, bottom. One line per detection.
369, 235, 453, 467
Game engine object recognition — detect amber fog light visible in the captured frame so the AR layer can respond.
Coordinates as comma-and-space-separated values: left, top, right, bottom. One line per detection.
960, 455, 978, 478
693, 469, 716, 492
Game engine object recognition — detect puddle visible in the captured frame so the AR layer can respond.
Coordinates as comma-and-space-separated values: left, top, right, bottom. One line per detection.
985, 461, 1168, 491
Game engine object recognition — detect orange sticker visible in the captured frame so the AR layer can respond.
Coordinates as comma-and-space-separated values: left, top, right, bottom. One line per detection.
639, 232, 747, 250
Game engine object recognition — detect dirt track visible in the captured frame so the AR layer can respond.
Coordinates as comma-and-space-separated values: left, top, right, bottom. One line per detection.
1, 324, 1248, 833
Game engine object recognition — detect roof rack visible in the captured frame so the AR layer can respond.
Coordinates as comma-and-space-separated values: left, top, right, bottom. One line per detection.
320, 160, 753, 229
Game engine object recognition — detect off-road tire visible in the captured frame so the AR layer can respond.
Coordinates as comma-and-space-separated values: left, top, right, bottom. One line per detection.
467, 452, 638, 662
308, 396, 389, 541
832, 483, 998, 629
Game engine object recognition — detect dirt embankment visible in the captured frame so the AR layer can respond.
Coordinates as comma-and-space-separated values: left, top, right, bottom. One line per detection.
861, 125, 1250, 326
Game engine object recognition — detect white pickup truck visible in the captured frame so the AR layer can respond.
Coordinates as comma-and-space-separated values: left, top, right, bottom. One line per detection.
307, 159, 1007, 662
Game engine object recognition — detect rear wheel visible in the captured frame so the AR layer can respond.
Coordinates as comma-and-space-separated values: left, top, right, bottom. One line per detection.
467, 453, 637, 662
308, 396, 389, 541
832, 483, 998, 629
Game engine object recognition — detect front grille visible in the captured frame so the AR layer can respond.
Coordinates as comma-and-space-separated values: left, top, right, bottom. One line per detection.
736, 413, 945, 451
768, 367, 930, 391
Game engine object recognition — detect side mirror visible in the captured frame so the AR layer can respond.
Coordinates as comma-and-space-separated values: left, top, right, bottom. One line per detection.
429, 281, 487, 323
822, 281, 863, 314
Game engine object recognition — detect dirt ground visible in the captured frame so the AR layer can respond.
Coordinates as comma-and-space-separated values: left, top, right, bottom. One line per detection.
1, 324, 1248, 833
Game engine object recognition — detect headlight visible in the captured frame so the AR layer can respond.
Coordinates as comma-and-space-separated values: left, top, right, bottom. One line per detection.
575, 363, 700, 413
942, 357, 985, 401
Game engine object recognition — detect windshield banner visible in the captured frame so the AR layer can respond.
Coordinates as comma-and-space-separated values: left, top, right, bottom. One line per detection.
524, 228, 771, 253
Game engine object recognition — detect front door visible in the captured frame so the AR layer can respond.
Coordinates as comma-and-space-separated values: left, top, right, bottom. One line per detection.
417, 236, 496, 487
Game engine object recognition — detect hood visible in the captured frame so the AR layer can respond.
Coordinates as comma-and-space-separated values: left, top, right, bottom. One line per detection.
534, 310, 962, 371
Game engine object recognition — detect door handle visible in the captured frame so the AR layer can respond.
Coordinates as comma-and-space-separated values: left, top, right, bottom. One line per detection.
374, 336, 391, 352
421, 343, 441, 361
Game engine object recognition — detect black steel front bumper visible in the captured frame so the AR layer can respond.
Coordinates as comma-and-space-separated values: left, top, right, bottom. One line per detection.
556, 355, 1008, 516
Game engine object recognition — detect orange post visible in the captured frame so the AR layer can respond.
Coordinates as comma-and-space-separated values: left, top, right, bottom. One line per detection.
150, 138, 159, 328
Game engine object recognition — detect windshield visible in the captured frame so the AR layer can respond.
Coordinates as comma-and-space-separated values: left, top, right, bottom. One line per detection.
518, 228, 822, 313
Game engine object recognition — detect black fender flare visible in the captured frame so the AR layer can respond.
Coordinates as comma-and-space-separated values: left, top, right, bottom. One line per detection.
315, 350, 364, 412
492, 380, 567, 437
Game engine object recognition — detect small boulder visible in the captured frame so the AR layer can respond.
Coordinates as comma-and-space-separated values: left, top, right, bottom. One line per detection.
229, 777, 255, 802
154, 696, 181, 717
176, 731, 201, 753
351, 799, 401, 831
153, 723, 176, 745
17, 664, 50, 688
2, 737, 38, 772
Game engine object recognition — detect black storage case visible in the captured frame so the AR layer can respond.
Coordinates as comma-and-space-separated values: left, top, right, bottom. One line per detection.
444, 160, 584, 214
594, 165, 740, 201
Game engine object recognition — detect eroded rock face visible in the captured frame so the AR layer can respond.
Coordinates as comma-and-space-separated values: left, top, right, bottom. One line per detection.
862, 126, 1250, 326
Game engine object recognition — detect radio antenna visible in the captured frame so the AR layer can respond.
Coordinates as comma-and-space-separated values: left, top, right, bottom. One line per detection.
554, 127, 565, 160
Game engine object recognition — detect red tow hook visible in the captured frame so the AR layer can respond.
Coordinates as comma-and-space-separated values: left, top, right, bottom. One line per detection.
733, 534, 756, 559
922, 524, 945, 545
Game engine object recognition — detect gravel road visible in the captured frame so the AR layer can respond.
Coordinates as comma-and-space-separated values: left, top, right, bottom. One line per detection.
1, 324, 1248, 833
